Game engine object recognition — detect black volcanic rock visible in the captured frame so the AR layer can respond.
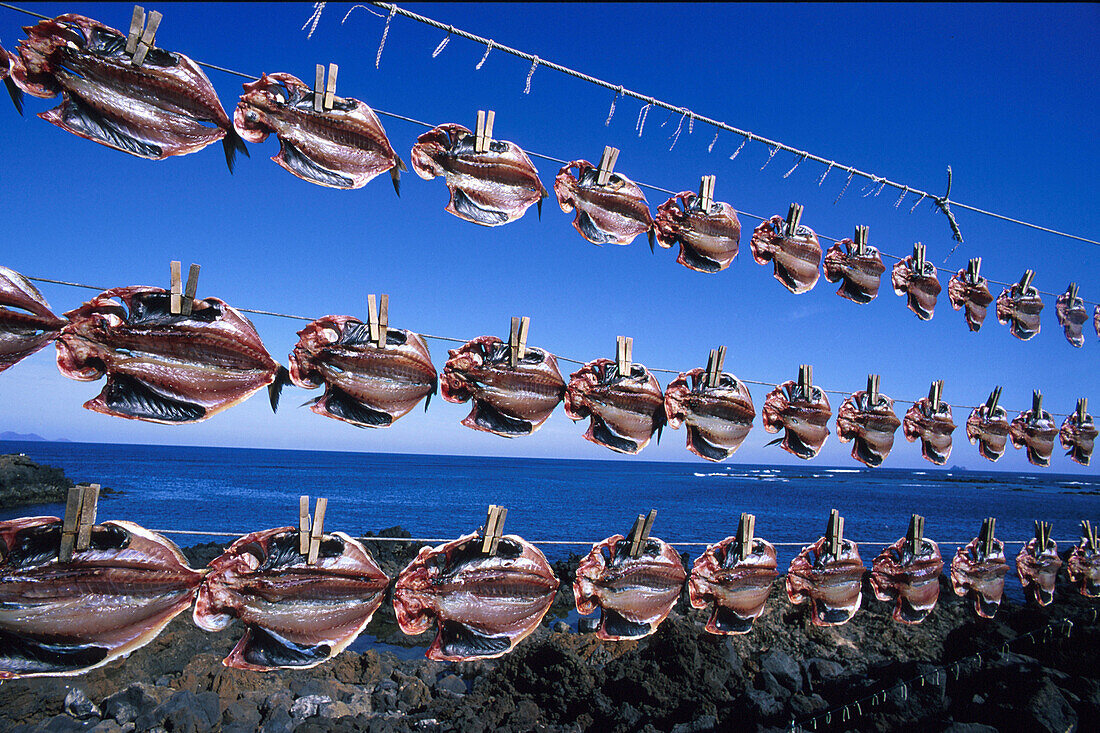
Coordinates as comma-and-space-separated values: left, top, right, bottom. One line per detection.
0, 453, 73, 508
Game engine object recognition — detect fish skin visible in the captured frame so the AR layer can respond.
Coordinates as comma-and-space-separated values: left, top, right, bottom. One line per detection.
891, 256, 941, 321
688, 537, 778, 635
965, 404, 1010, 462
574, 534, 687, 641
1, 42, 23, 114
653, 191, 740, 273
393, 532, 558, 661
411, 123, 545, 226
950, 537, 1008, 619
1009, 409, 1059, 467
947, 270, 994, 331
56, 286, 283, 424
9, 14, 242, 166
1067, 543, 1100, 598
1095, 305, 1100, 340
289, 316, 436, 429
1015, 538, 1062, 607
749, 216, 821, 294
1059, 412, 1098, 466
564, 358, 665, 455
869, 537, 944, 624
836, 390, 901, 468
194, 527, 389, 671
1055, 288, 1088, 348
664, 368, 754, 462
233, 72, 404, 190
554, 160, 654, 246
996, 283, 1044, 341
0, 265, 67, 373
823, 241, 886, 303
786, 537, 864, 627
440, 336, 565, 438
0, 516, 201, 679
761, 380, 831, 460
902, 398, 956, 466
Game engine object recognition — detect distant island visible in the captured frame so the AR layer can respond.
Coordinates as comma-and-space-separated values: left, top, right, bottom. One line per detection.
0, 432, 70, 442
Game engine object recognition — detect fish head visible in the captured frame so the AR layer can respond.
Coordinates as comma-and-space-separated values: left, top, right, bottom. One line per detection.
552, 160, 590, 213
410, 123, 470, 180
440, 335, 501, 404
288, 315, 353, 389
234, 72, 310, 143
661, 369, 698, 428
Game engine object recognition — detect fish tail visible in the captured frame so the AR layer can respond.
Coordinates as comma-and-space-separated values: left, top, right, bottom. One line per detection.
4, 77, 23, 116
396, 153, 408, 172
391, 164, 401, 197
537, 196, 543, 221
648, 227, 656, 254
223, 126, 250, 173
269, 365, 292, 413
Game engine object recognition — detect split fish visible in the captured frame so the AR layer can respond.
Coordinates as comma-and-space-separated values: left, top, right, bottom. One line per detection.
749, 215, 821, 294
56, 286, 288, 423
410, 123, 546, 226
996, 282, 1043, 341
891, 256, 941, 320
194, 527, 389, 671
653, 191, 740, 273
564, 358, 665, 455
8, 14, 247, 169
1, 41, 23, 114
663, 368, 754, 462
233, 72, 405, 191
554, 160, 654, 247
950, 535, 1009, 619
289, 316, 436, 429
1009, 407, 1059, 467
1067, 537, 1100, 598
836, 389, 901, 468
966, 403, 1010, 462
947, 269, 994, 331
761, 380, 831, 460
1015, 537, 1062, 606
822, 240, 885, 303
574, 533, 686, 640
902, 398, 956, 466
393, 532, 558, 661
1060, 411, 1098, 466
0, 516, 201, 679
869, 536, 943, 624
1054, 286, 1088, 348
688, 536, 777, 635
786, 537, 864, 626
0, 265, 67, 373
440, 335, 565, 438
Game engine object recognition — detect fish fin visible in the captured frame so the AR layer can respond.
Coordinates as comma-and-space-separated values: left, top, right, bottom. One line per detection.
537, 196, 543, 221
598, 609, 653, 640
318, 385, 394, 427
395, 153, 408, 172
678, 245, 724, 274
648, 228, 655, 254
0, 628, 110, 676
709, 606, 755, 634
894, 596, 933, 624
4, 77, 23, 116
688, 426, 734, 461
575, 211, 611, 245
450, 188, 509, 226
93, 374, 205, 422
765, 436, 785, 447
41, 96, 162, 159
228, 625, 331, 671
424, 389, 432, 411
813, 594, 861, 625
391, 163, 401, 196
433, 619, 511, 660
586, 416, 641, 454
462, 400, 533, 437
223, 125, 250, 173
276, 139, 355, 188
269, 365, 292, 414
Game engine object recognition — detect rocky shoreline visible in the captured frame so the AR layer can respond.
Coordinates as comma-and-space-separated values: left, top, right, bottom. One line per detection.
0, 453, 74, 508
1, 529, 1098, 732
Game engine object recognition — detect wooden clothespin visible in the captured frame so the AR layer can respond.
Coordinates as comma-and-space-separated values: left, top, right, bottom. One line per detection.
1081, 520, 1097, 551
169, 261, 200, 316
979, 517, 996, 559
1077, 398, 1089, 424
785, 203, 804, 237
367, 294, 389, 349
704, 346, 726, 389
798, 364, 814, 400
826, 509, 844, 561
985, 386, 1002, 414
299, 495, 311, 554
967, 257, 982, 284
305, 497, 327, 565
474, 110, 496, 154
629, 509, 657, 558
313, 63, 339, 112
912, 243, 927, 272
59, 483, 101, 562
597, 146, 620, 186
906, 514, 925, 556
126, 7, 162, 67
509, 316, 530, 367
736, 512, 756, 562
866, 374, 881, 408
1034, 520, 1053, 553
698, 175, 716, 210
615, 336, 633, 378
481, 504, 507, 555
853, 225, 869, 256
928, 380, 943, 411
1067, 282, 1080, 303
1018, 269, 1036, 293
1032, 389, 1044, 416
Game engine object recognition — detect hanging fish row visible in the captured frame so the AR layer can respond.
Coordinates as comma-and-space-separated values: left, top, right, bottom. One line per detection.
1, 12, 1096, 347
1, 264, 1096, 468
1, 509, 1096, 680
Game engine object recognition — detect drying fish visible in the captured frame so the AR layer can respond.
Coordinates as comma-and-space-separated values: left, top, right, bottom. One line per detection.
1067, 534, 1100, 598
966, 399, 1010, 462
1055, 286, 1088, 348
948, 269, 994, 331
950, 535, 1009, 618
749, 214, 822, 294
664, 368, 754, 461
56, 286, 288, 423
891, 255, 941, 320
762, 380, 831, 460
822, 240, 885, 304
574, 533, 686, 640
996, 279, 1044, 341
289, 316, 436, 429
410, 123, 545, 226
1016, 537, 1062, 606
1060, 410, 1098, 466
393, 532, 557, 661
1, 265, 67, 373
1095, 305, 1100, 340
1009, 405, 1058, 467
234, 72, 405, 191
440, 336, 565, 437
835, 387, 901, 468
653, 191, 740, 273
786, 537, 864, 626
0, 516, 201, 679
554, 160, 654, 247
194, 527, 389, 671
1, 41, 22, 114
902, 397, 956, 466
869, 536, 943, 624
9, 14, 246, 169
688, 536, 777, 635
564, 358, 665, 455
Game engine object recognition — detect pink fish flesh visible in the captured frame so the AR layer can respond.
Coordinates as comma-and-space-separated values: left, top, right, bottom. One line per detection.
664, 368, 754, 462
688, 536, 777, 634
869, 537, 943, 624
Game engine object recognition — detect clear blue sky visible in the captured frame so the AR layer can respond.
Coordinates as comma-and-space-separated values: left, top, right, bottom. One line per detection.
1, 3, 1097, 472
